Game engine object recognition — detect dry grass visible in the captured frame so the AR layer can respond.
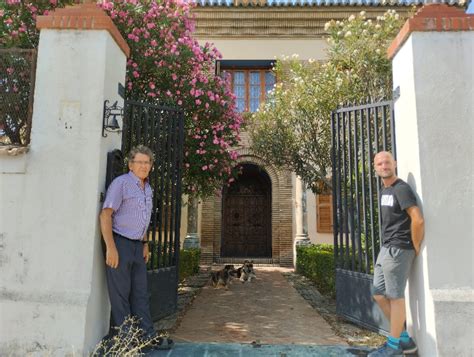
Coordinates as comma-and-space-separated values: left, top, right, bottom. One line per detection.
91, 317, 168, 357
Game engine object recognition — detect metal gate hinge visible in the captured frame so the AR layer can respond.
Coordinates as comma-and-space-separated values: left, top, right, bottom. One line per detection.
393, 86, 400, 102
118, 83, 125, 99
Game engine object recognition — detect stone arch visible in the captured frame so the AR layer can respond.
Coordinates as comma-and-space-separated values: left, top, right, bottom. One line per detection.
200, 150, 294, 267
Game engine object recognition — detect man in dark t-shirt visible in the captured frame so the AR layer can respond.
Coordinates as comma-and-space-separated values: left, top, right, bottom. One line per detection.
368, 152, 425, 357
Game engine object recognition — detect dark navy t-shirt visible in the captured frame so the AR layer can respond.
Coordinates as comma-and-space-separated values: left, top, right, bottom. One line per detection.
380, 179, 417, 250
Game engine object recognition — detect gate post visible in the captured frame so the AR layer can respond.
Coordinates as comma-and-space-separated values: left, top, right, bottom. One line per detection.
0, 3, 129, 355
388, 5, 473, 356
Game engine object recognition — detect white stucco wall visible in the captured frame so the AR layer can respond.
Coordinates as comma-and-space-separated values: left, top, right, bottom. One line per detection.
0, 29, 126, 355
197, 38, 328, 61
392, 31, 473, 357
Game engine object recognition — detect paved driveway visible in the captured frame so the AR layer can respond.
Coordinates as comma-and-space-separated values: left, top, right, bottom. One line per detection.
171, 267, 345, 345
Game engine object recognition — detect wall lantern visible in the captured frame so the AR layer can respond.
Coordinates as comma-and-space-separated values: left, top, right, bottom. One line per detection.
102, 100, 123, 137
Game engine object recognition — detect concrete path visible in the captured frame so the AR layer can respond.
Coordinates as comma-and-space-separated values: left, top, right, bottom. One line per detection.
171, 267, 345, 345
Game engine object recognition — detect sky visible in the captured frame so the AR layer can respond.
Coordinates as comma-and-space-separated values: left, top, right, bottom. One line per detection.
467, 0, 473, 13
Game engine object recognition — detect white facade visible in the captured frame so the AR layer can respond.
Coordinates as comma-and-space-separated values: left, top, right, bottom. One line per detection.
0, 29, 126, 355
201, 38, 327, 60
392, 31, 473, 357
192, 36, 333, 252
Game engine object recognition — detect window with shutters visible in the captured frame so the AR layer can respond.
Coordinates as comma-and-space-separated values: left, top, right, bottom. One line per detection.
317, 194, 333, 233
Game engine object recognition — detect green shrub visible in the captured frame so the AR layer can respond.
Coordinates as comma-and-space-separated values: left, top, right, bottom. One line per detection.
179, 248, 201, 281
296, 244, 335, 298
148, 248, 201, 281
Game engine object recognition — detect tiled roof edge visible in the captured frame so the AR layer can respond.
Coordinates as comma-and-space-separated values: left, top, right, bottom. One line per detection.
195, 0, 465, 7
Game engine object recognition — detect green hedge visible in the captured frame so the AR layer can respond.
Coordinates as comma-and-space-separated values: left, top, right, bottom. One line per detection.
179, 248, 201, 281
148, 248, 201, 281
296, 244, 335, 298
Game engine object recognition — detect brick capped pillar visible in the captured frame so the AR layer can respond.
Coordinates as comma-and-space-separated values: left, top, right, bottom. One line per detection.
0, 3, 129, 356
36, 3, 130, 57
389, 4, 473, 357
387, 4, 473, 59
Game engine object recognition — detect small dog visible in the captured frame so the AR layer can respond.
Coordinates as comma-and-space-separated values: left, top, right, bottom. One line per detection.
236, 260, 257, 283
210, 264, 235, 289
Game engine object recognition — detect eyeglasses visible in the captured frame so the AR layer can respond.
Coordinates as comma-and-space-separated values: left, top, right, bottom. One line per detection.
131, 160, 152, 166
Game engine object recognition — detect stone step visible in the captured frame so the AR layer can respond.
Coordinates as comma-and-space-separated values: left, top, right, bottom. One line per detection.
214, 257, 279, 266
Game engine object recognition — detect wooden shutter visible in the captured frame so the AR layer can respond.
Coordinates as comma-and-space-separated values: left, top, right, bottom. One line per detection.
317, 194, 333, 233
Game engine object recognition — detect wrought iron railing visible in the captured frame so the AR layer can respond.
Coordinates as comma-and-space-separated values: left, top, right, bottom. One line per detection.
121, 100, 185, 271
0, 48, 37, 146
331, 100, 395, 333
331, 100, 396, 275
121, 99, 184, 320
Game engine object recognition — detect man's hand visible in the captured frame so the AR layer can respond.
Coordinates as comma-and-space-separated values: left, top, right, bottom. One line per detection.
414, 243, 421, 256
407, 206, 424, 256
100, 208, 119, 268
106, 245, 119, 268
143, 242, 149, 263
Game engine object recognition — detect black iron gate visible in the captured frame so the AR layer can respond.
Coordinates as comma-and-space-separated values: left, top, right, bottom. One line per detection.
331, 100, 395, 333
122, 100, 184, 321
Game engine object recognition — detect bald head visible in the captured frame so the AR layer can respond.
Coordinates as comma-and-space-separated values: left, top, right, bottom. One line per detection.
374, 151, 394, 163
374, 151, 397, 180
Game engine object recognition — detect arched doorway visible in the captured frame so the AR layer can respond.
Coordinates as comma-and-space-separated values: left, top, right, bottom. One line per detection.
221, 164, 272, 258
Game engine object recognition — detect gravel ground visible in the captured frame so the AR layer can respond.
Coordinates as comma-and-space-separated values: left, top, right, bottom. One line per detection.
154, 268, 385, 348
282, 272, 385, 348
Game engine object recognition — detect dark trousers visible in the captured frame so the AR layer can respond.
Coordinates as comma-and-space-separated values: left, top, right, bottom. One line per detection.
106, 234, 154, 338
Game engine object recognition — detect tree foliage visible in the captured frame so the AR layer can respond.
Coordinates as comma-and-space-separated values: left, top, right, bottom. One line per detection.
1, 0, 242, 198
249, 10, 404, 193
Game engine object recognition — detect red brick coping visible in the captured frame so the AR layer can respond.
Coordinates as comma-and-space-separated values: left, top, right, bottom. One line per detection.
388, 4, 473, 60
37, 3, 130, 58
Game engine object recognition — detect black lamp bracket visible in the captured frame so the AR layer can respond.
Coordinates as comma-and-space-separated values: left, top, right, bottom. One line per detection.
102, 100, 123, 137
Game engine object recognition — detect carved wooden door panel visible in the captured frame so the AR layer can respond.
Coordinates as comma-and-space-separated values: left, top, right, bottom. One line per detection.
221, 167, 271, 258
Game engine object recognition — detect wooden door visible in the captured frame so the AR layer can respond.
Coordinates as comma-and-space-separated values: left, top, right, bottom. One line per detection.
221, 165, 271, 258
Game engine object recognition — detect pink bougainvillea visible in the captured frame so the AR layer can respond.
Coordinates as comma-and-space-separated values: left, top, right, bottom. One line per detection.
1, 0, 243, 197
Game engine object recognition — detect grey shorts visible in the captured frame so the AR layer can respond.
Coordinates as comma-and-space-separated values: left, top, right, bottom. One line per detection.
372, 246, 415, 299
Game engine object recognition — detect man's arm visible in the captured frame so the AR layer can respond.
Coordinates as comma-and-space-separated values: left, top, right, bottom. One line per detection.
100, 208, 119, 268
142, 233, 149, 263
406, 206, 424, 256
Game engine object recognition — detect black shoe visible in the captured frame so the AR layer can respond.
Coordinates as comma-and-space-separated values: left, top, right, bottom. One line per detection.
400, 338, 418, 355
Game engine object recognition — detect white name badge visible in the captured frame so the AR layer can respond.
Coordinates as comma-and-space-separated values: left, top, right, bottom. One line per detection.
381, 194, 394, 207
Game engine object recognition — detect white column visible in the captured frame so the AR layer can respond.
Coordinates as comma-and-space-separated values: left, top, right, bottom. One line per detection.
183, 196, 200, 249
392, 27, 473, 357
294, 176, 310, 246
0, 10, 127, 356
